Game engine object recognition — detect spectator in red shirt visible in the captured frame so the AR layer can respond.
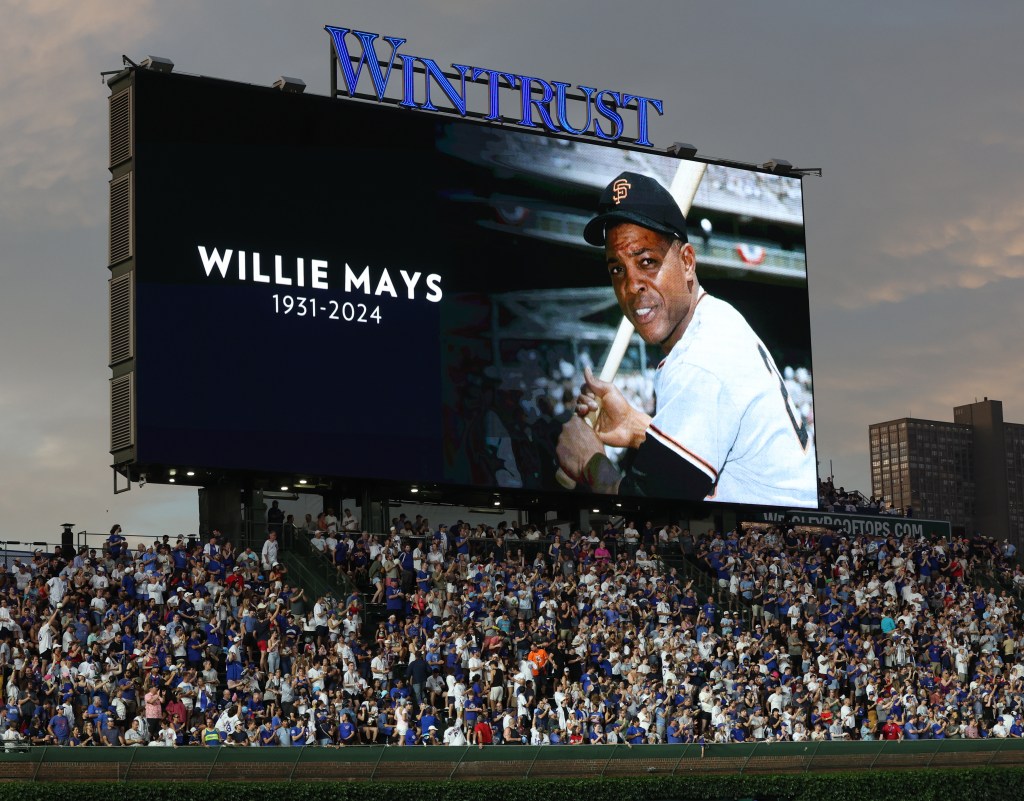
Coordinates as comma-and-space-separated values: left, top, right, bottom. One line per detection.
225, 566, 245, 593
474, 718, 494, 748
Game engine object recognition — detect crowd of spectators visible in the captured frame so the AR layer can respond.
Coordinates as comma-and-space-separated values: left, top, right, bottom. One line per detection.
817, 477, 894, 516
1, 510, 1023, 750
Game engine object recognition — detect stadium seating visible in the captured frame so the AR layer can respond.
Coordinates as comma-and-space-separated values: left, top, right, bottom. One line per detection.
0, 508, 1021, 748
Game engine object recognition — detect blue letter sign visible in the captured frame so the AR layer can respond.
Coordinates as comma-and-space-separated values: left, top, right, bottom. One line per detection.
326, 25, 664, 148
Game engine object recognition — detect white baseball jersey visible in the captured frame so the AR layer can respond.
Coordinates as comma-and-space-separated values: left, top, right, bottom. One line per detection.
646, 289, 816, 506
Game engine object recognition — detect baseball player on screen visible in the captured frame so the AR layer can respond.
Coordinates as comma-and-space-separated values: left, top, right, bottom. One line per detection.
556, 171, 817, 506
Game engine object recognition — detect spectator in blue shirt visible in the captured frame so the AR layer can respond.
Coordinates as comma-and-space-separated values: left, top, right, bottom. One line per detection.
903, 715, 923, 740
625, 719, 645, 745
290, 716, 307, 746
337, 713, 356, 746
106, 526, 126, 561
258, 720, 276, 746
47, 711, 71, 745
701, 597, 717, 626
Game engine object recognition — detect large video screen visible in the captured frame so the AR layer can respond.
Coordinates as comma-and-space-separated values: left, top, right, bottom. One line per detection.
131, 69, 818, 507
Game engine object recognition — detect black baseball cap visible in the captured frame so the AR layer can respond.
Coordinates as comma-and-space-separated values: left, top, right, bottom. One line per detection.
583, 171, 689, 246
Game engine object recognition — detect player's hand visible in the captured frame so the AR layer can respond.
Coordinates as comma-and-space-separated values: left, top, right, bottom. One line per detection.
577, 367, 651, 449
556, 416, 605, 481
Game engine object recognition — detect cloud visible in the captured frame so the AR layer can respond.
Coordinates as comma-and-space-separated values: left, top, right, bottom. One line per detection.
860, 197, 1024, 304
767, 7, 1024, 313
0, 392, 199, 540
0, 1, 160, 230
811, 280, 1024, 491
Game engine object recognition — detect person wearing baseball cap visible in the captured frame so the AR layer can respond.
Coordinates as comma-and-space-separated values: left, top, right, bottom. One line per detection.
582, 172, 689, 247
556, 170, 817, 507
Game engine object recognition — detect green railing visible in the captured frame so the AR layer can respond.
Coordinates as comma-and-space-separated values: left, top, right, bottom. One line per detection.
2, 739, 1023, 782
278, 531, 353, 607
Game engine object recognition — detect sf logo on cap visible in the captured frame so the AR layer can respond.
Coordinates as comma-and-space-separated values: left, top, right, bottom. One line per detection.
611, 178, 632, 205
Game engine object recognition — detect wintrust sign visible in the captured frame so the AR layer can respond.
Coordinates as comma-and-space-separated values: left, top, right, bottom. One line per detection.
326, 26, 665, 147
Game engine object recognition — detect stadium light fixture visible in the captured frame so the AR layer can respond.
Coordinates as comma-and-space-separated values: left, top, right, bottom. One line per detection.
273, 76, 306, 94
410, 487, 419, 493
140, 56, 175, 74
265, 491, 299, 501
762, 158, 822, 178
668, 142, 698, 158
762, 158, 792, 175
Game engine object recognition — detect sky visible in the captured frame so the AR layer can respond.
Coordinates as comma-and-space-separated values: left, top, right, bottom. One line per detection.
3, 0, 1024, 544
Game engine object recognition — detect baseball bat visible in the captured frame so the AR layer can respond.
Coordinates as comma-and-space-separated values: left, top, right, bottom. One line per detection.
556, 160, 708, 491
